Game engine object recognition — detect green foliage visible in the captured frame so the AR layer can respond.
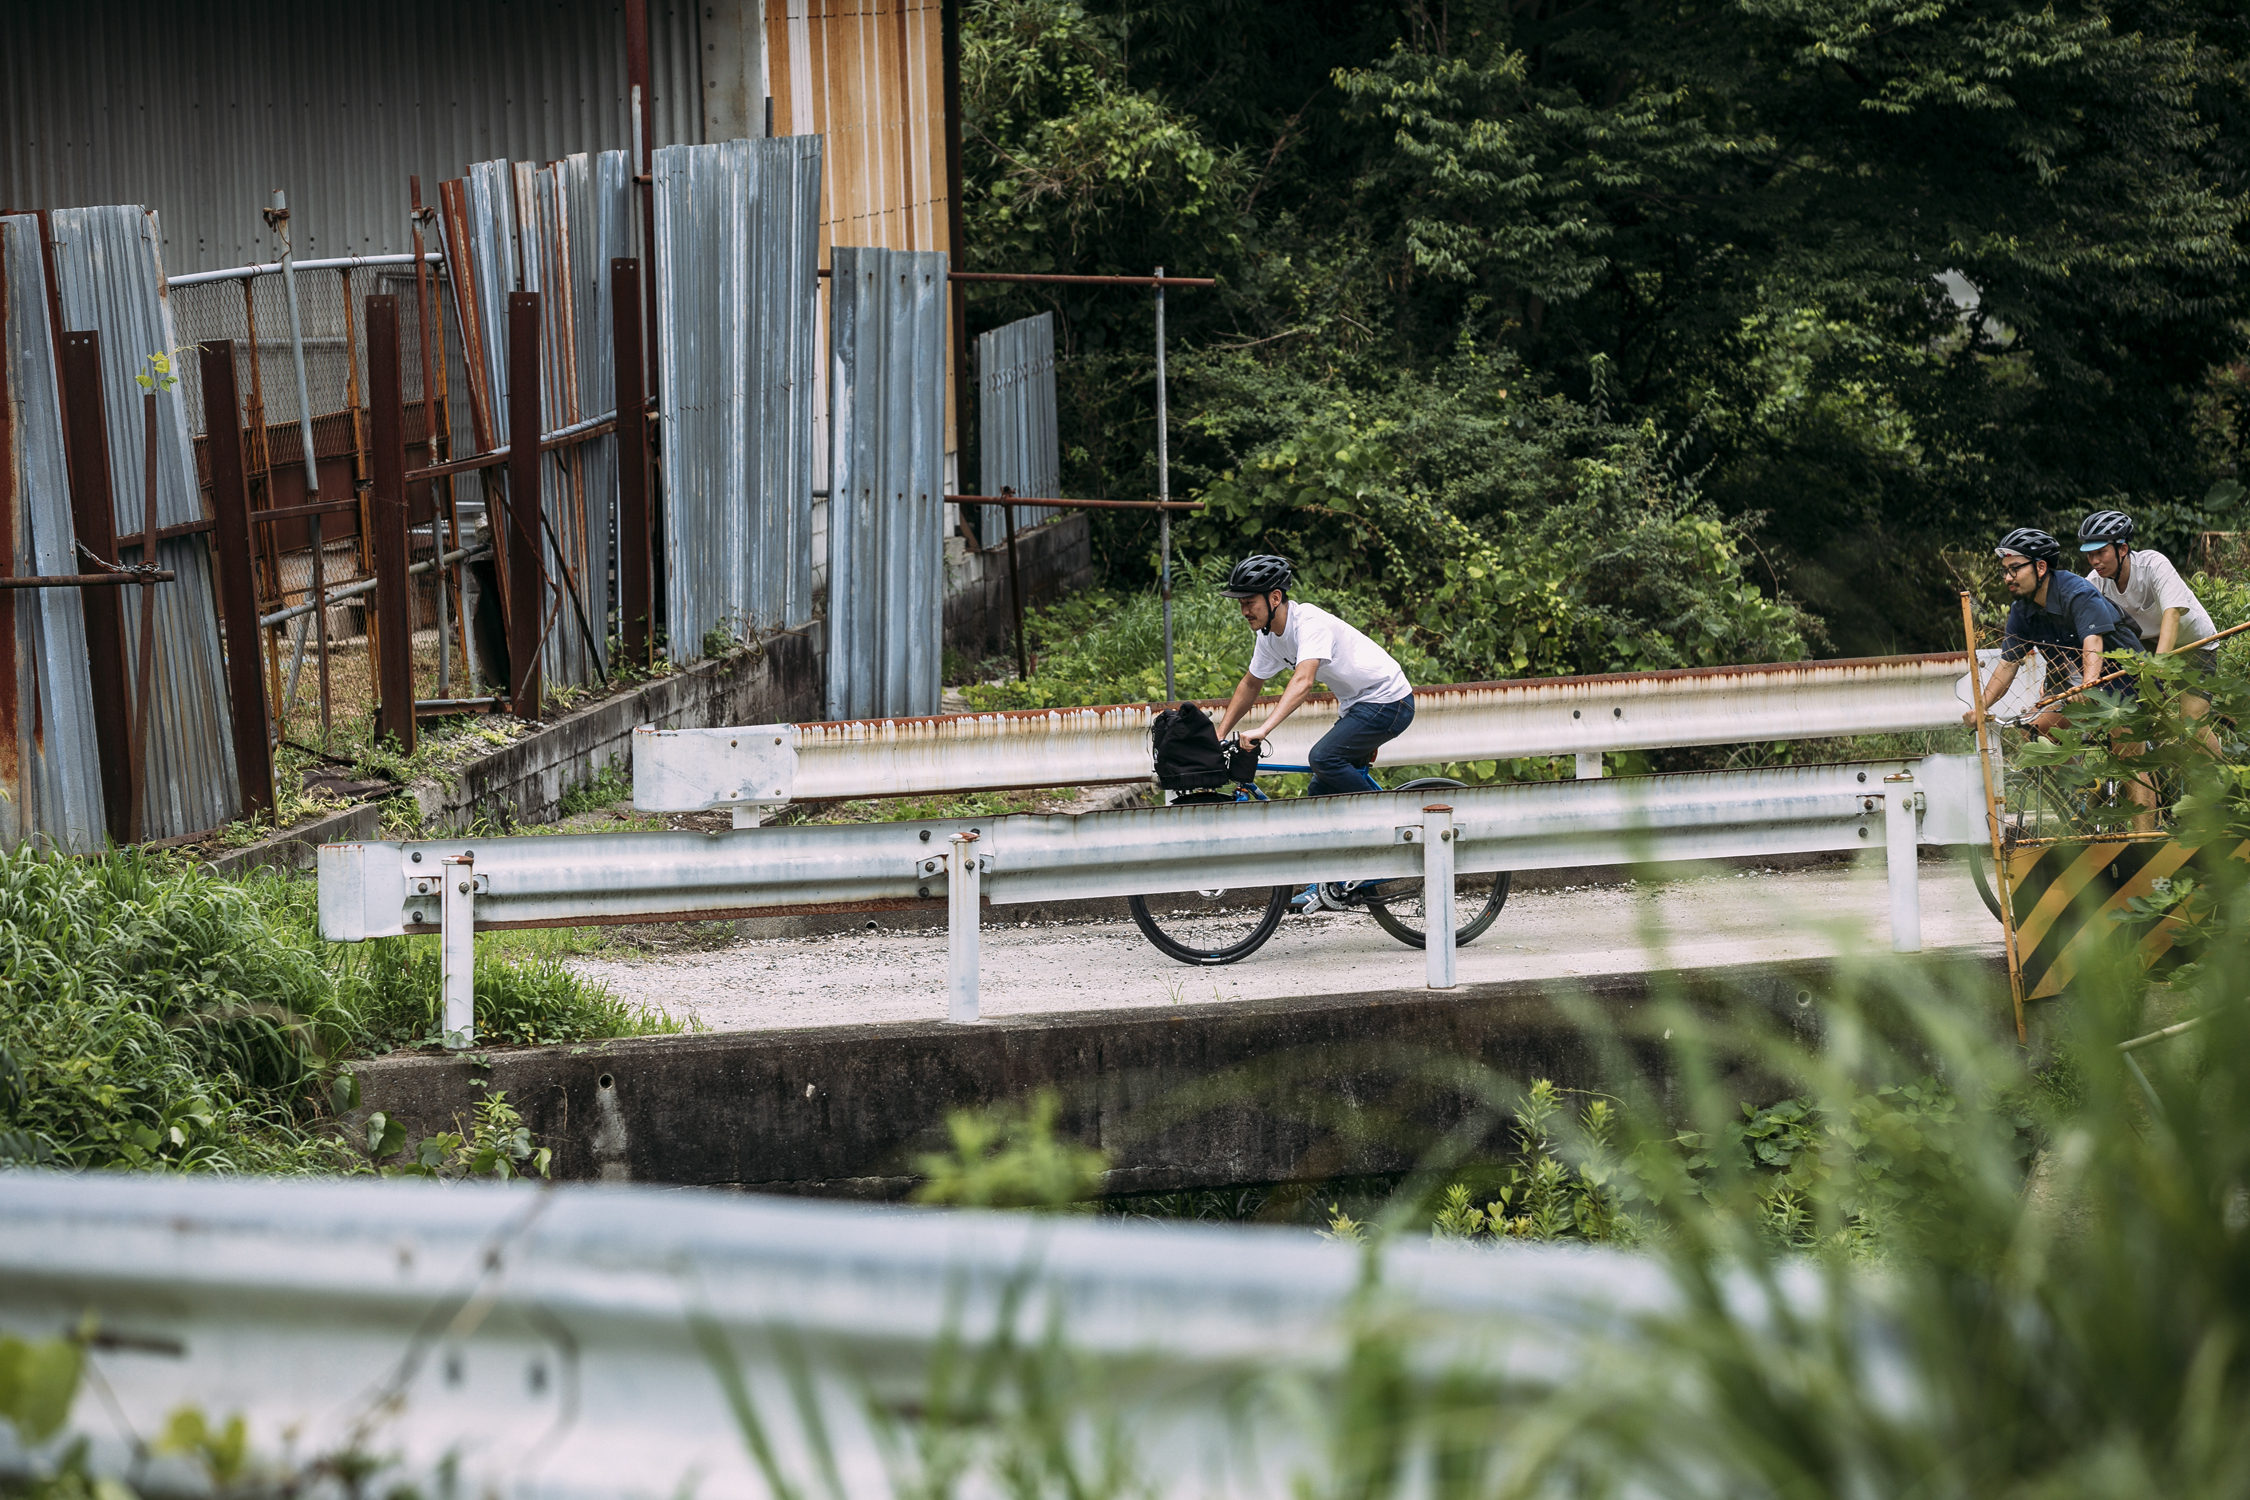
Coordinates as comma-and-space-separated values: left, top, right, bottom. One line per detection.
0, 844, 669, 1174
0, 1333, 82, 1446
379, 1087, 553, 1182
557, 761, 632, 818
913, 1089, 1109, 1208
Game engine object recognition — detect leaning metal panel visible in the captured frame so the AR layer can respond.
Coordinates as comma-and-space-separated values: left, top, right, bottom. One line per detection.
46, 204, 240, 837
826, 245, 947, 720
976, 311, 1059, 543
652, 135, 822, 661
0, 215, 107, 851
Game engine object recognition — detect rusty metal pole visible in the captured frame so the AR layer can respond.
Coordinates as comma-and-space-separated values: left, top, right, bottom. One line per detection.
57, 332, 132, 843
270, 190, 332, 738
366, 297, 417, 754
199, 342, 277, 818
1155, 266, 1174, 703
1961, 590, 2026, 1042
409, 177, 457, 699
612, 257, 653, 668
126, 392, 159, 844
1001, 485, 1027, 681
506, 293, 546, 718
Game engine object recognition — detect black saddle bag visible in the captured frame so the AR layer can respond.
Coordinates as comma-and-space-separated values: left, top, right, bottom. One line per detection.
1151, 702, 1231, 790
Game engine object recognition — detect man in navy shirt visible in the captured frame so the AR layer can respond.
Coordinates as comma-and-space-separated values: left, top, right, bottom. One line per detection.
1963, 527, 2142, 732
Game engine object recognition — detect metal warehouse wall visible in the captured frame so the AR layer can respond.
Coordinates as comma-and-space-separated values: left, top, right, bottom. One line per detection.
0, 0, 711, 275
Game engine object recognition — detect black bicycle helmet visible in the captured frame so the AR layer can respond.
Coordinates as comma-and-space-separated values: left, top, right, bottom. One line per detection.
1218, 554, 1295, 599
2078, 509, 2135, 551
1994, 527, 2063, 564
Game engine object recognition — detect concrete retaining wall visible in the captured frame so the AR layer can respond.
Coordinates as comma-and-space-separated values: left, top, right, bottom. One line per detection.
943, 513, 1095, 663
346, 952, 2006, 1196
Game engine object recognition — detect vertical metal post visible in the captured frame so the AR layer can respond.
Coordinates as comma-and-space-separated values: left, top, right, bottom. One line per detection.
198, 342, 277, 818
124, 392, 160, 844
1423, 804, 1457, 990
506, 293, 546, 718
612, 257, 653, 669
1155, 267, 1174, 703
409, 177, 456, 700
439, 853, 477, 1048
366, 296, 416, 754
1002, 484, 1027, 681
1575, 752, 1603, 780
1961, 590, 2026, 1041
57, 332, 132, 843
272, 190, 332, 738
947, 831, 981, 1023
57, 332, 132, 844
1882, 772, 1921, 953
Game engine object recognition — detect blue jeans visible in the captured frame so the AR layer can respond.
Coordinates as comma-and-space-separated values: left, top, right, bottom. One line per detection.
1307, 695, 1416, 796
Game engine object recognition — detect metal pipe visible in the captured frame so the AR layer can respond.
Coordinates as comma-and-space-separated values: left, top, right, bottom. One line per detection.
260, 546, 488, 629
946, 831, 981, 1024
1883, 772, 1921, 953
166, 252, 442, 289
950, 494, 1202, 512
816, 269, 1216, 289
1422, 805, 1456, 989
0, 572, 177, 589
270, 190, 332, 738
1156, 265, 1174, 703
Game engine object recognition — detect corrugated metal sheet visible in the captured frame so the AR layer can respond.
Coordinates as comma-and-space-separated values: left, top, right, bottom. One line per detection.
0, 0, 706, 275
652, 135, 822, 659
975, 311, 1058, 545
0, 215, 108, 853
826, 244, 945, 720
45, 206, 241, 837
767, 0, 955, 453
439, 152, 631, 689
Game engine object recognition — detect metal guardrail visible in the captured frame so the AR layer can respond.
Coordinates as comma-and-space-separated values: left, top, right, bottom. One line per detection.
0, 1172, 1679, 1500
320, 756, 1986, 1043
634, 653, 1978, 810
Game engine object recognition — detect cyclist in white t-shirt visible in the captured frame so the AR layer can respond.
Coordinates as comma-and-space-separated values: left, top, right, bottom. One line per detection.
1211, 554, 1416, 796
2078, 509, 2224, 749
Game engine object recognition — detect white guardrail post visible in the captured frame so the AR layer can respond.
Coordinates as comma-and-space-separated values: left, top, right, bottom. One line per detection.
947, 831, 982, 1022
440, 853, 480, 1047
1422, 804, 1457, 989
1882, 771, 1922, 954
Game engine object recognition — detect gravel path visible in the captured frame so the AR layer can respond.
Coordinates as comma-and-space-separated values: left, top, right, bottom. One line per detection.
570, 859, 2001, 1034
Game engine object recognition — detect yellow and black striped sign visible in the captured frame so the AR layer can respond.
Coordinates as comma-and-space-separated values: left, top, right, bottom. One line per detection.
2004, 836, 2249, 1000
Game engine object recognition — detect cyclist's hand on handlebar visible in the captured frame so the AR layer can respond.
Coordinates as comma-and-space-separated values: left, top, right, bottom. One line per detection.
1238, 725, 1268, 748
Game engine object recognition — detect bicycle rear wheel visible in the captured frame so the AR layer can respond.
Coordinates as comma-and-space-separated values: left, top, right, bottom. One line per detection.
1128, 886, 1292, 965
1362, 870, 1512, 950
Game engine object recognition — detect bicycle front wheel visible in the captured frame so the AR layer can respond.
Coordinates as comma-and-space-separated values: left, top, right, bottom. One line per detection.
1128, 886, 1292, 965
1362, 870, 1511, 950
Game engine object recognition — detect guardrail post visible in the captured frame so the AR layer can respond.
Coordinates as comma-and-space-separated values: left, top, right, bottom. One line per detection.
440, 852, 477, 1047
1882, 772, 1921, 954
1423, 804, 1457, 989
947, 831, 981, 1022
1575, 753, 1603, 780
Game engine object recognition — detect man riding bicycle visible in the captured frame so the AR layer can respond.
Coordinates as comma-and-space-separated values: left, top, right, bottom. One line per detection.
1963, 526, 2143, 731
2078, 508, 2224, 754
1212, 554, 1417, 795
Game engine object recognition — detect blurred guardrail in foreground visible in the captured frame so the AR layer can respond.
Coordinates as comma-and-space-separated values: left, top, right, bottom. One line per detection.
0, 1172, 1701, 1499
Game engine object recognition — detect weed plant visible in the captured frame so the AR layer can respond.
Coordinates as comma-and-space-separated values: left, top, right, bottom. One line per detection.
0, 845, 673, 1171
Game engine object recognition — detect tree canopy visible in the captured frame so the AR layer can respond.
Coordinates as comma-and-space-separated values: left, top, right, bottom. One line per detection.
959, 0, 2250, 660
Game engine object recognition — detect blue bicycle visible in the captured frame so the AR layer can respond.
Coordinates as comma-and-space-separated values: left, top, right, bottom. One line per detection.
1126, 742, 1512, 966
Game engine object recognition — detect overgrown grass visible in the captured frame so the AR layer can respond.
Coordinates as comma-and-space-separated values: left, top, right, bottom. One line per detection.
0, 845, 678, 1172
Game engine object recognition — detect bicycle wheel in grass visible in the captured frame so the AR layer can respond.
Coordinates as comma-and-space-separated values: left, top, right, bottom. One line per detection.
1128, 886, 1293, 965
1361, 870, 1512, 950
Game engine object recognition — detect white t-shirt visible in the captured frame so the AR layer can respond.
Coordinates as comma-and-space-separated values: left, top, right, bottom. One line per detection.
2092, 549, 2216, 648
1248, 601, 1413, 710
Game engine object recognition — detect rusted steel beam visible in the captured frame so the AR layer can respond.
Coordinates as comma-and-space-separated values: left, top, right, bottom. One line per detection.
949, 494, 1204, 512
57, 331, 132, 844
0, 573, 177, 590
366, 296, 417, 755
197, 342, 275, 818
505, 293, 545, 719
817, 269, 1216, 288
612, 257, 653, 670
125, 392, 159, 844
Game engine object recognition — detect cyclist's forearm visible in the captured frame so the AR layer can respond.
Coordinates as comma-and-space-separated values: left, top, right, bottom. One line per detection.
1215, 674, 1265, 737
2159, 607, 2183, 656
1975, 659, 2018, 711
1253, 663, 1323, 735
2082, 636, 2103, 690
